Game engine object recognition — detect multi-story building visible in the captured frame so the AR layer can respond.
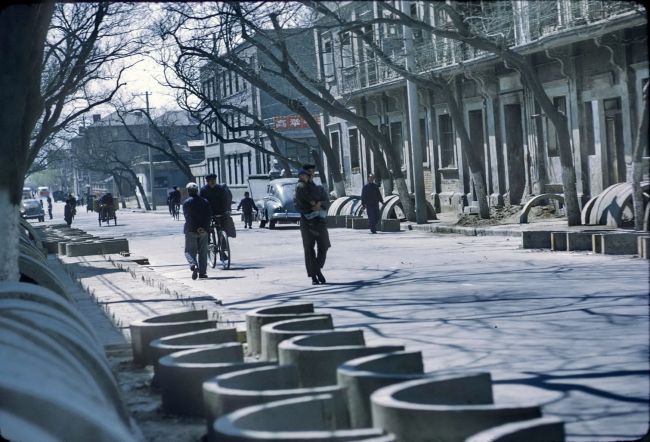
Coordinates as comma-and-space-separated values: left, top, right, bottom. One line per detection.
71, 110, 203, 206
314, 0, 647, 214
199, 30, 321, 199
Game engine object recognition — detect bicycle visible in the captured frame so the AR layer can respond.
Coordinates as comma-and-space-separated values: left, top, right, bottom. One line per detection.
207, 215, 231, 270
171, 202, 180, 220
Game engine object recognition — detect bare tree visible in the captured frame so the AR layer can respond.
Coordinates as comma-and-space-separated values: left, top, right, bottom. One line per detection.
306, 1, 490, 218
156, 2, 347, 196
0, 3, 148, 279
374, 1, 584, 225
113, 105, 202, 182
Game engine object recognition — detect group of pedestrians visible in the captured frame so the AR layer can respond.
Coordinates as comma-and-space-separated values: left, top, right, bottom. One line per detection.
182, 173, 233, 280
182, 165, 384, 286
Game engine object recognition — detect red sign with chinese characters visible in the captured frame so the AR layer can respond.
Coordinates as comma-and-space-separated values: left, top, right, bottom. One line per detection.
273, 115, 317, 130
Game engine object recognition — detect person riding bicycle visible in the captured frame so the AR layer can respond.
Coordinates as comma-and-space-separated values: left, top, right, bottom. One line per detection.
98, 192, 114, 221
200, 173, 236, 238
169, 186, 181, 216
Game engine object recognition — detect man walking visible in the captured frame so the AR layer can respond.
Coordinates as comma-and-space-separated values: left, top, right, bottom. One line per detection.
46, 195, 53, 220
237, 191, 258, 229
294, 164, 330, 285
361, 174, 383, 234
182, 182, 211, 280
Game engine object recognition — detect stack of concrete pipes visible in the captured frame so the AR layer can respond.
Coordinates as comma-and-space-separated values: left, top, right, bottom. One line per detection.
131, 302, 565, 441
0, 220, 140, 441
31, 223, 129, 257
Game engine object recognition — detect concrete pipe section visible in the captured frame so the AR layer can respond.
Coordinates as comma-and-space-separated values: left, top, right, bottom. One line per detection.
337, 351, 426, 428
0, 283, 139, 442
370, 375, 544, 442
18, 253, 73, 302
150, 327, 238, 371
203, 364, 348, 431
260, 315, 334, 361
157, 344, 273, 417
212, 393, 393, 442
465, 416, 565, 442
278, 330, 404, 387
245, 303, 323, 356
130, 309, 217, 366
327, 197, 356, 217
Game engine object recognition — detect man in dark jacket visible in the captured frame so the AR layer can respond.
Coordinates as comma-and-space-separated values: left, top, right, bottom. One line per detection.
361, 174, 384, 234
182, 182, 211, 280
237, 191, 258, 229
294, 164, 330, 285
200, 173, 236, 237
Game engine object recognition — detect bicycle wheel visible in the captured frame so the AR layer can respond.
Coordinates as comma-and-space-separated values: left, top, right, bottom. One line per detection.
218, 229, 230, 270
207, 228, 218, 268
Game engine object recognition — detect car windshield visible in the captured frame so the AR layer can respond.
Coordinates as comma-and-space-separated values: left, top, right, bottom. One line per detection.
279, 183, 297, 198
23, 200, 40, 208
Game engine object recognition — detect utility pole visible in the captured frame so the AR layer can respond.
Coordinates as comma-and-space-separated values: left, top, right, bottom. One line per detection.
144, 91, 156, 210
402, 0, 427, 223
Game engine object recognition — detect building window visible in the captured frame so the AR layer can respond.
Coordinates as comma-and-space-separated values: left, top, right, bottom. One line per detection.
546, 96, 566, 158
323, 37, 335, 81
584, 100, 598, 156
438, 114, 455, 168
330, 131, 341, 172
340, 32, 354, 68
349, 128, 360, 171
235, 74, 239, 93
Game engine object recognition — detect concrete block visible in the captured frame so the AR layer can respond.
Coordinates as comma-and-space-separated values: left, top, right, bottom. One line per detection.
592, 234, 603, 253
129, 310, 217, 366
211, 394, 390, 442
337, 351, 425, 428
100, 239, 129, 254
521, 231, 551, 249
66, 241, 103, 257
203, 364, 348, 433
327, 215, 346, 228
352, 218, 369, 230
566, 231, 608, 251
245, 303, 319, 355
260, 315, 334, 361
465, 416, 565, 442
550, 232, 568, 251
43, 239, 60, 254
600, 232, 643, 255
278, 330, 404, 387
346, 216, 362, 228
638, 236, 650, 259
371, 376, 542, 442
380, 219, 400, 232
157, 344, 272, 417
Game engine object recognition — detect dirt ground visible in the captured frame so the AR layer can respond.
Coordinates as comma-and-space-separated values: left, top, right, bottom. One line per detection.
106, 345, 207, 442
455, 203, 564, 226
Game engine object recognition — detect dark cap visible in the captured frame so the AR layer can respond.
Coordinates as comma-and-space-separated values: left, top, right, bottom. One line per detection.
298, 169, 310, 177
205, 173, 217, 180
302, 164, 316, 170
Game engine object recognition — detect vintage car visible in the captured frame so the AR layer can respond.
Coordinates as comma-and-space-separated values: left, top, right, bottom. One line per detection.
20, 198, 45, 222
256, 178, 301, 229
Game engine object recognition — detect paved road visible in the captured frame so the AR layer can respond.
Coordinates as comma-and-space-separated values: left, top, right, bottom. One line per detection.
55, 203, 649, 442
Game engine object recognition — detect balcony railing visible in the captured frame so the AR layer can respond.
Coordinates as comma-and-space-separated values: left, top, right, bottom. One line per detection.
338, 0, 643, 95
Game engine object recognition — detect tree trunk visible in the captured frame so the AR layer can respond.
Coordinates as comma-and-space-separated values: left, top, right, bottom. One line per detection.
632, 84, 649, 231
377, 135, 415, 220
511, 56, 581, 225
0, 4, 54, 280
441, 85, 490, 218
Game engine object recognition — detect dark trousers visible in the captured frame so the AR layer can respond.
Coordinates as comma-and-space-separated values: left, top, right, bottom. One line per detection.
184, 231, 208, 275
300, 218, 331, 277
243, 212, 253, 227
366, 204, 380, 233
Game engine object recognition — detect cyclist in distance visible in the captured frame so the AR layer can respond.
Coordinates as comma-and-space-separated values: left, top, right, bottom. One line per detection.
169, 185, 181, 218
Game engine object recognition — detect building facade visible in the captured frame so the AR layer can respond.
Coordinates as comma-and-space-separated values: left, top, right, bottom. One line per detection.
314, 0, 647, 214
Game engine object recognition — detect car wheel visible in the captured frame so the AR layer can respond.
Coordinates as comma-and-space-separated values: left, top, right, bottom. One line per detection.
39, 217, 44, 222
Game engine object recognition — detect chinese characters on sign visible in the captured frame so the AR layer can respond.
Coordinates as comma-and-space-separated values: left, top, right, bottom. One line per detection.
273, 115, 317, 130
